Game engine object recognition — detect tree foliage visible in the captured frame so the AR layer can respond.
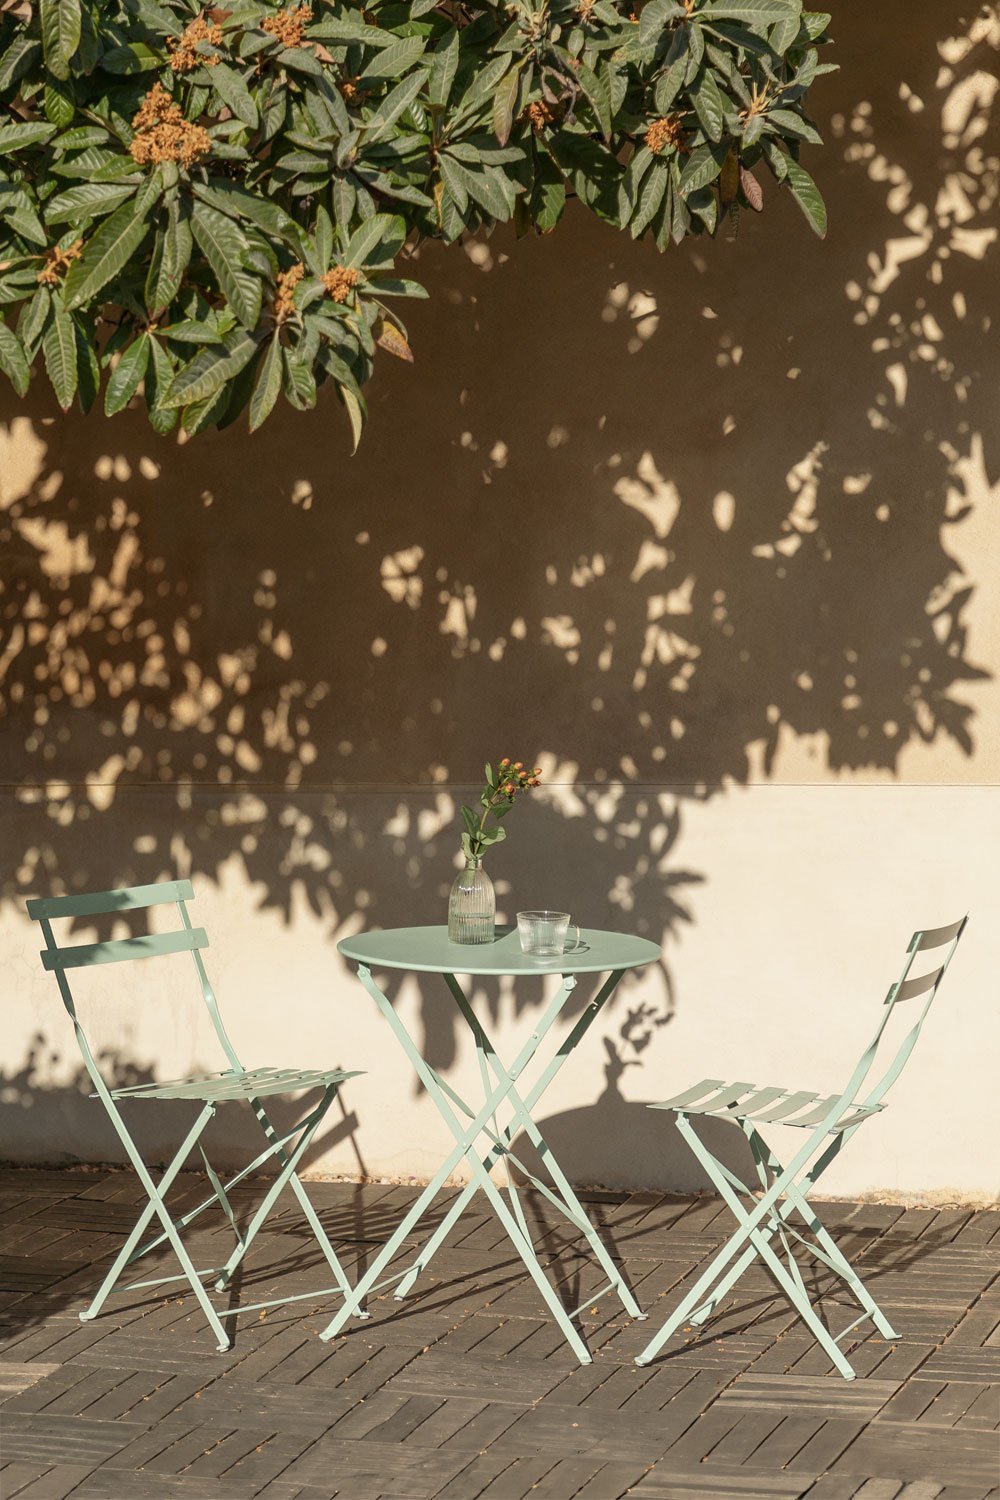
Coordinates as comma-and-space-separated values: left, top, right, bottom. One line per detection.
0, 0, 834, 442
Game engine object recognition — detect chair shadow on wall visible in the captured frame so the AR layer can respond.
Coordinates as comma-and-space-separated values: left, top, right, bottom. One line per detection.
0, 0, 996, 1239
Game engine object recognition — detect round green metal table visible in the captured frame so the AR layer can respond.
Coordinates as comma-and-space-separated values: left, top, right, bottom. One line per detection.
319, 924, 661, 1363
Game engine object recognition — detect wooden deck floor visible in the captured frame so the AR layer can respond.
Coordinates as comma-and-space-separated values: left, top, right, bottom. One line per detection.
1, 1166, 998, 1499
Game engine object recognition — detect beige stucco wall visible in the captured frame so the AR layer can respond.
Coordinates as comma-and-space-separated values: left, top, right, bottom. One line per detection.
1, 2, 998, 1200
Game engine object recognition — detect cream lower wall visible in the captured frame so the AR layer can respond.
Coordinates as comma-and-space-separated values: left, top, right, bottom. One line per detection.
2, 781, 995, 1202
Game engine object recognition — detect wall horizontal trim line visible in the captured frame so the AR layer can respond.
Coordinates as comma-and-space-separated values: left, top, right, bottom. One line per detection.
4, 780, 999, 795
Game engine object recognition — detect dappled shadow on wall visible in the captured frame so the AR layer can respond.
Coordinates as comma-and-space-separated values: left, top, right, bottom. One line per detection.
0, 2, 995, 1098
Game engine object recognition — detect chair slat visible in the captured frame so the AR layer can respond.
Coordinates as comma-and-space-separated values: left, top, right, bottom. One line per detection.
27, 880, 195, 921
892, 965, 943, 1002
752, 1090, 818, 1122
40, 927, 209, 971
648, 1079, 725, 1111
914, 917, 966, 951
783, 1094, 840, 1127
724, 1086, 789, 1117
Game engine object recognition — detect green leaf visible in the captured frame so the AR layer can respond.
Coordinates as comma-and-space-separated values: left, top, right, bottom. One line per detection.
209, 62, 259, 128
631, 160, 668, 236
18, 287, 51, 354
74, 316, 99, 412
45, 182, 136, 225
0, 122, 58, 154
741, 113, 764, 146
783, 155, 827, 235
531, 152, 567, 233
0, 320, 30, 397
639, 0, 686, 48
428, 29, 459, 108
0, 36, 42, 93
357, 35, 425, 86
765, 106, 823, 144
191, 200, 262, 328
572, 58, 612, 142
339, 384, 366, 453
99, 42, 163, 74
363, 72, 426, 144
692, 68, 726, 143
104, 334, 150, 416
492, 67, 519, 147
42, 301, 77, 410
282, 347, 317, 409
145, 197, 193, 316
64, 197, 152, 310
161, 328, 259, 408
654, 54, 688, 114
678, 142, 726, 195
343, 213, 404, 269
248, 335, 282, 431
40, 0, 82, 81
701, 0, 799, 21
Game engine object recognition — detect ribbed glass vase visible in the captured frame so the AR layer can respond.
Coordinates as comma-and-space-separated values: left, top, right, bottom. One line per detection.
447, 857, 496, 944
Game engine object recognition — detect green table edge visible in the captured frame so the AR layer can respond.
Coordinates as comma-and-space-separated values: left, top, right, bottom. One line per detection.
337, 924, 661, 976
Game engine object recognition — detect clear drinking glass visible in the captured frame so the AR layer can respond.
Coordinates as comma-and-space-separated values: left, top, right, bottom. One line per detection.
516, 910, 579, 958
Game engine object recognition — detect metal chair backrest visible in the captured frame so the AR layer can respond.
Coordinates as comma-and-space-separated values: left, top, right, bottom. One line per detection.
825, 916, 968, 1133
28, 880, 244, 1109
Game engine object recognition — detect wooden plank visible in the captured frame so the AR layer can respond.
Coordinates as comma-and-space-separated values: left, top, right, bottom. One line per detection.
831, 1422, 1000, 1487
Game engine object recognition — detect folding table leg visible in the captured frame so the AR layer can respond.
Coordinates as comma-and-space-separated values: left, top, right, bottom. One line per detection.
394, 969, 634, 1307
318, 965, 598, 1360
438, 974, 643, 1319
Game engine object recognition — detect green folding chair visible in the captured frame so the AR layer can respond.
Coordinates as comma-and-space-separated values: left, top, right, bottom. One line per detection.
29, 879, 360, 1351
635, 917, 967, 1379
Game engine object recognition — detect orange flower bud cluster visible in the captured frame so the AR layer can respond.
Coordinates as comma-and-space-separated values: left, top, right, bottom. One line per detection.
525, 99, 558, 133
130, 84, 211, 168
646, 114, 685, 155
274, 261, 305, 320
322, 264, 359, 303
37, 238, 83, 286
576, 0, 595, 18
168, 15, 225, 72
261, 5, 313, 48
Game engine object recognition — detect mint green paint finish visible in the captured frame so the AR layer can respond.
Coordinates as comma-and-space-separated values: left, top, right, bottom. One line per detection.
30, 879, 360, 1352
337, 923, 660, 976
635, 916, 968, 1380
321, 924, 660, 1363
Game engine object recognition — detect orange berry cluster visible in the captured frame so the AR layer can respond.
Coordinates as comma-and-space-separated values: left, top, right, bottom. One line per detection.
497, 758, 542, 797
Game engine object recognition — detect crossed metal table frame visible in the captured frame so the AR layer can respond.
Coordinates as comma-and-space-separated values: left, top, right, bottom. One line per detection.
319, 925, 661, 1362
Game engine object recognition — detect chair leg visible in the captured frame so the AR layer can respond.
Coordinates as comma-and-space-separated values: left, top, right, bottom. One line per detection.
636, 1116, 860, 1379
745, 1125, 900, 1340
93, 1102, 232, 1350
82, 1104, 217, 1325
213, 1086, 350, 1295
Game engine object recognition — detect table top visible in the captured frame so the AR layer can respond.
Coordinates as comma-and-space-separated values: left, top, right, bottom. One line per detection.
338, 925, 661, 977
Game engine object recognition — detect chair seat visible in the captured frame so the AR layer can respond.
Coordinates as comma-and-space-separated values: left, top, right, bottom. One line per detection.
103, 1065, 361, 1104
649, 1078, 885, 1134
